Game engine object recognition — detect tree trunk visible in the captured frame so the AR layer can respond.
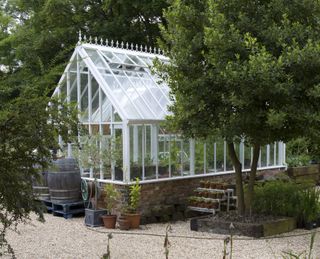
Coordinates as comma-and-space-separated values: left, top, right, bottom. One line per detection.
247, 143, 260, 212
227, 142, 245, 215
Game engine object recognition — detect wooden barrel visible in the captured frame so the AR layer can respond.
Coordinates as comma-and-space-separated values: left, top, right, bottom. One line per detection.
47, 158, 81, 203
32, 171, 50, 200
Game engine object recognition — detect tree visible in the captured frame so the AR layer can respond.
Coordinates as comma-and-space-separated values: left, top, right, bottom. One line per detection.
0, 1, 168, 255
158, 0, 320, 215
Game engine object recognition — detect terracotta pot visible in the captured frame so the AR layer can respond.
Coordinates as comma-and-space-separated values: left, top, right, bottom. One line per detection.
101, 214, 117, 229
118, 216, 130, 230
124, 213, 141, 229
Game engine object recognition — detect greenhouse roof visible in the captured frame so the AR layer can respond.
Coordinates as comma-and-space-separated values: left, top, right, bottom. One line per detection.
53, 36, 171, 123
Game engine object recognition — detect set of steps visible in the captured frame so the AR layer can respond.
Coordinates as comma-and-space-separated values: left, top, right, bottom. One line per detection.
41, 199, 85, 219
187, 181, 237, 215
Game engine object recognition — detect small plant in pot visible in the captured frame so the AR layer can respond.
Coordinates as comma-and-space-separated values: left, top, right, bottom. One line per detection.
101, 184, 120, 229
123, 178, 141, 229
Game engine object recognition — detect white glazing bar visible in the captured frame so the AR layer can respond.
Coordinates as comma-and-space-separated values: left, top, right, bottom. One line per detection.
153, 125, 159, 179
190, 139, 195, 175
278, 142, 283, 166
111, 106, 115, 181
214, 142, 217, 172
133, 125, 138, 162
250, 147, 253, 165
99, 84, 103, 180
135, 72, 167, 115
274, 142, 277, 166
122, 53, 167, 115
223, 141, 227, 171
122, 123, 130, 183
134, 55, 171, 104
142, 125, 145, 180
57, 87, 63, 152
66, 71, 72, 158
258, 148, 262, 168
123, 71, 157, 118
283, 143, 286, 165
88, 71, 92, 135
76, 53, 83, 175
87, 74, 92, 179
168, 134, 172, 178
78, 47, 127, 120
204, 143, 207, 174
266, 144, 270, 166
240, 140, 244, 170
97, 50, 145, 119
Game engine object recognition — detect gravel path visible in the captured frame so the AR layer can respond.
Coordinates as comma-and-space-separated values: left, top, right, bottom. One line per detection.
5, 213, 320, 259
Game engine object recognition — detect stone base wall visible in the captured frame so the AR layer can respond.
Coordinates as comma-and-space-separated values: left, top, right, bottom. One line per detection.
97, 168, 285, 224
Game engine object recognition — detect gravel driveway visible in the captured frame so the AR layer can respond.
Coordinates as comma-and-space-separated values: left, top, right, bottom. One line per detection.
5, 213, 320, 259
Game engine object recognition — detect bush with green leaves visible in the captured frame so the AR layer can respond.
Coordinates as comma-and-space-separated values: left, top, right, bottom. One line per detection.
127, 178, 141, 213
104, 184, 120, 215
252, 180, 320, 225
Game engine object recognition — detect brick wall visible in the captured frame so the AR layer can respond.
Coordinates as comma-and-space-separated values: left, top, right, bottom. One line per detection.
99, 168, 285, 224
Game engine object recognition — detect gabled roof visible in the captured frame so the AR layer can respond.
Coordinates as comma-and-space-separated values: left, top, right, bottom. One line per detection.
53, 40, 172, 123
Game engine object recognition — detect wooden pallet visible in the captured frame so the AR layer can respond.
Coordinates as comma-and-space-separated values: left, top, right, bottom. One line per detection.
41, 199, 85, 219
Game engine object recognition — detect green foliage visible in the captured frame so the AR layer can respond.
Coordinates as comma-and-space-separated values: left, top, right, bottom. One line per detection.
157, 0, 320, 214
0, 0, 166, 255
0, 91, 78, 255
252, 180, 320, 224
128, 178, 141, 213
104, 184, 120, 215
286, 138, 312, 167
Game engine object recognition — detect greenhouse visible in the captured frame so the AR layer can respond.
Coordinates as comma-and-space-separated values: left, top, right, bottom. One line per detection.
52, 35, 286, 184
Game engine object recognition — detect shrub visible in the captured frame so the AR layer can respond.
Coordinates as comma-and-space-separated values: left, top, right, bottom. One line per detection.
252, 180, 320, 225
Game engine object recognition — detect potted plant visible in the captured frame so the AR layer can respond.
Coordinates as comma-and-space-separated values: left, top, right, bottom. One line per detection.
101, 184, 120, 229
76, 135, 108, 227
123, 178, 141, 229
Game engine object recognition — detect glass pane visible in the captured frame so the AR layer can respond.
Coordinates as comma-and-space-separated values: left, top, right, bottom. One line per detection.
244, 145, 251, 169
114, 129, 123, 181
158, 132, 170, 178
261, 146, 267, 167
216, 139, 225, 172
80, 73, 88, 122
69, 72, 77, 103
170, 136, 182, 177
206, 140, 215, 172
195, 140, 205, 175
130, 125, 142, 180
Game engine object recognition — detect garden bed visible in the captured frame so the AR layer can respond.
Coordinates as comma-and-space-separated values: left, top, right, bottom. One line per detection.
191, 212, 296, 238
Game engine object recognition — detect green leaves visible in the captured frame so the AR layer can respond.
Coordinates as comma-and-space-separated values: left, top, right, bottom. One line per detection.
159, 0, 320, 146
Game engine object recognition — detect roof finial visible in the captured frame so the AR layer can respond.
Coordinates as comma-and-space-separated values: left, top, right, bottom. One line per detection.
94, 37, 98, 44
89, 36, 92, 44
140, 45, 143, 52
144, 45, 148, 52
149, 46, 152, 53
154, 47, 157, 53
158, 48, 161, 55
83, 35, 87, 42
78, 30, 82, 44
111, 40, 114, 47
100, 38, 103, 45
105, 38, 109, 46
116, 40, 119, 48
121, 41, 124, 49
135, 44, 138, 51
130, 43, 134, 50
126, 42, 129, 49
